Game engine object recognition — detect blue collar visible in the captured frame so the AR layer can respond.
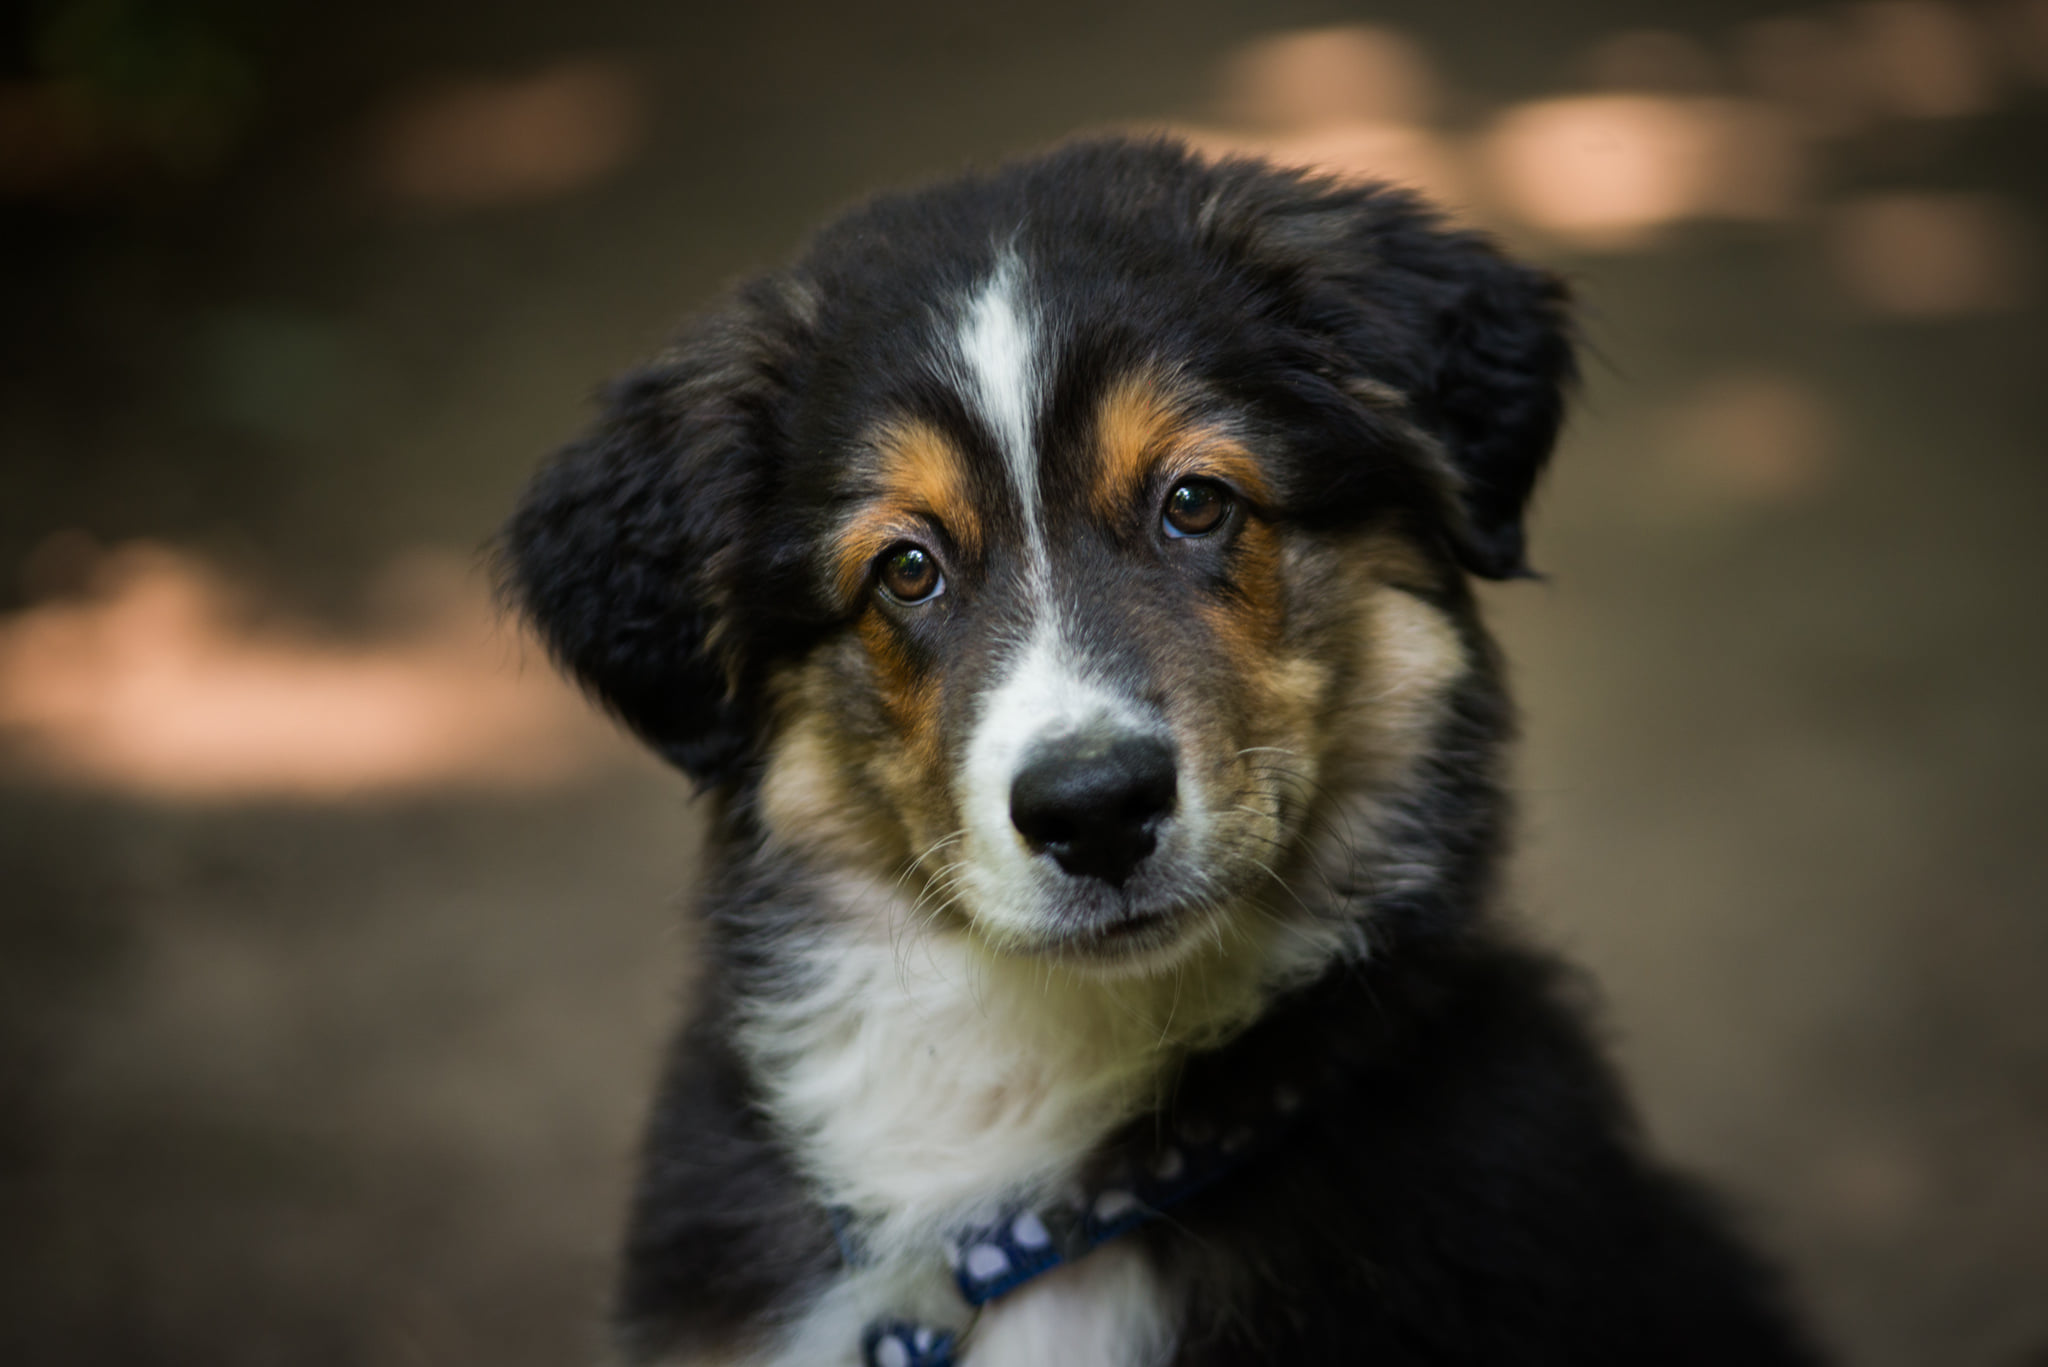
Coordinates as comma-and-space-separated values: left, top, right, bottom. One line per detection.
838, 1080, 1307, 1367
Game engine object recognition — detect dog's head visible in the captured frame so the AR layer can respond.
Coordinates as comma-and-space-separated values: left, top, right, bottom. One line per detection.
506, 139, 1572, 973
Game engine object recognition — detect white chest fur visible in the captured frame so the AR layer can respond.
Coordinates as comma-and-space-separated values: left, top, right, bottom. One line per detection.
738, 882, 1289, 1251
728, 878, 1307, 1366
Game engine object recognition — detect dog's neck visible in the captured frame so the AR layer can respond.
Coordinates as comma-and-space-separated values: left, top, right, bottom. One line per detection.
728, 868, 1349, 1263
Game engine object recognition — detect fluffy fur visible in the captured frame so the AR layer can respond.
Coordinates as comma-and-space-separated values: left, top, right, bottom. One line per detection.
503, 137, 1823, 1365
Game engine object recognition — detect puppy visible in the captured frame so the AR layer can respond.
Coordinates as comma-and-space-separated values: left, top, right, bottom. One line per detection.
505, 138, 1823, 1366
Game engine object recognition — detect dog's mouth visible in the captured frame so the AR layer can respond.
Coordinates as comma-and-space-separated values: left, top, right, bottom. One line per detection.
1029, 902, 1204, 970
1068, 907, 1172, 947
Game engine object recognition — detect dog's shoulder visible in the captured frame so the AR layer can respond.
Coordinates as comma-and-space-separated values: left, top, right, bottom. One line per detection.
1158, 938, 1826, 1365
616, 986, 840, 1365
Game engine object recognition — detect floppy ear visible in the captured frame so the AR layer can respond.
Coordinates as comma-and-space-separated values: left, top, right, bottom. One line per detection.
501, 282, 809, 785
1214, 165, 1576, 579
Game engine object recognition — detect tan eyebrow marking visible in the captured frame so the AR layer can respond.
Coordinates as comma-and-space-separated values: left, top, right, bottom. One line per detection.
1089, 371, 1271, 520
828, 418, 983, 606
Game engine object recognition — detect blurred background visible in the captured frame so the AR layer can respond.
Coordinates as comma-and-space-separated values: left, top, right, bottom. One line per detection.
3, 0, 2045, 1363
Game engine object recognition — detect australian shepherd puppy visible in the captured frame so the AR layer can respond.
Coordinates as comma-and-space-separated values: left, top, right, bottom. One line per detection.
504, 138, 1823, 1366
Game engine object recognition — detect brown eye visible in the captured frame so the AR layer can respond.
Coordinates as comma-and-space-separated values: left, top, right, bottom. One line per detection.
1163, 479, 1232, 538
878, 543, 943, 603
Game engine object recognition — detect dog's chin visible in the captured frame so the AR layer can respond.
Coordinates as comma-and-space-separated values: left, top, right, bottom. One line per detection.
982, 888, 1223, 979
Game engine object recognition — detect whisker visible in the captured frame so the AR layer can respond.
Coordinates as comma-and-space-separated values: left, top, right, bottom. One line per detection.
894, 828, 969, 891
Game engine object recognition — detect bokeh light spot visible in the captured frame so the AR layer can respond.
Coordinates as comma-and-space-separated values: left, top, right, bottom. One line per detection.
1663, 373, 1841, 505
0, 543, 630, 800
367, 58, 645, 209
1832, 193, 2033, 318
1218, 25, 1438, 128
1847, 0, 1995, 121
1484, 95, 1803, 248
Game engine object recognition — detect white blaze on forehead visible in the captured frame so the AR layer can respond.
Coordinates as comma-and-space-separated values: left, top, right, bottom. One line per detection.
952, 252, 1046, 566
945, 253, 1203, 937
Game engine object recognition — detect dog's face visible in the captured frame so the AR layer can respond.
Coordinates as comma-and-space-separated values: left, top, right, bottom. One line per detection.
507, 140, 1572, 973
760, 289, 1469, 968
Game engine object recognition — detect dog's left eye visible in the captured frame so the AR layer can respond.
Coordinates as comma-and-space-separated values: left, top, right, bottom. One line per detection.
1163, 479, 1233, 538
877, 543, 944, 603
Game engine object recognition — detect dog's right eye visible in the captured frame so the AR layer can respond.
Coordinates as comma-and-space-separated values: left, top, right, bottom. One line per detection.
877, 543, 944, 604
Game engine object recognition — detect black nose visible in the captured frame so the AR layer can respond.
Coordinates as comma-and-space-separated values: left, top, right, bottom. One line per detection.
1009, 733, 1177, 886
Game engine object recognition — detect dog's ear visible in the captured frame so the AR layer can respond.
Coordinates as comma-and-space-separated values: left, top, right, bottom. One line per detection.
1213, 165, 1576, 579
501, 281, 810, 785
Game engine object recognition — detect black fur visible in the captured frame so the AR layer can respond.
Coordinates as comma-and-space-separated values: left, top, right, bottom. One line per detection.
1193, 156, 1575, 578
615, 983, 838, 1360
503, 282, 815, 782
503, 138, 1822, 1365
1148, 940, 1815, 1365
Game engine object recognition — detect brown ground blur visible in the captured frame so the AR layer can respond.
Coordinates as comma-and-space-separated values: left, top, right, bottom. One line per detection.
4, 2, 2046, 1364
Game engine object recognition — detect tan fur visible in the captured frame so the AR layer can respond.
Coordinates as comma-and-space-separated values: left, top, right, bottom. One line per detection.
790, 417, 985, 877
1186, 527, 1469, 941
830, 419, 982, 606
856, 611, 947, 780
877, 419, 983, 556
1326, 548, 1469, 791
758, 702, 905, 869
1088, 372, 1271, 519
1089, 373, 1185, 518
